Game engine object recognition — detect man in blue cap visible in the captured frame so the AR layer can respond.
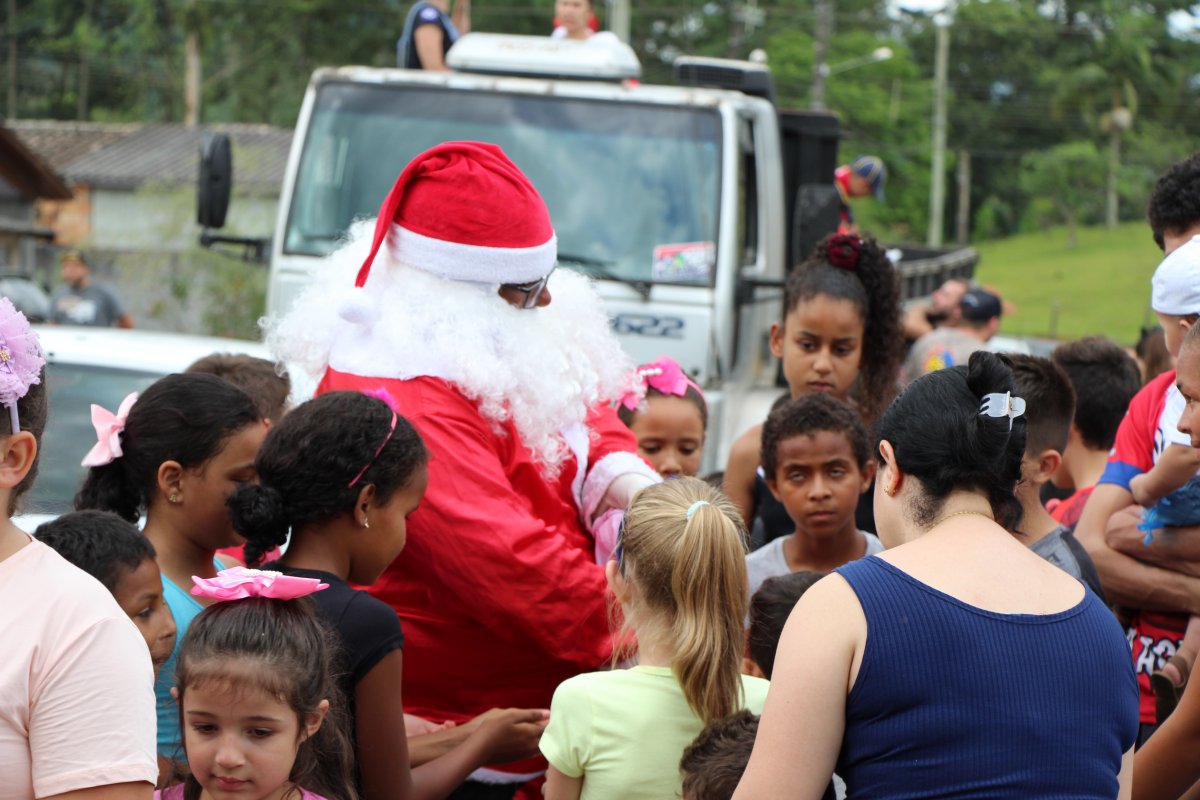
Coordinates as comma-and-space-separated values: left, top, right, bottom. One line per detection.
834, 155, 886, 234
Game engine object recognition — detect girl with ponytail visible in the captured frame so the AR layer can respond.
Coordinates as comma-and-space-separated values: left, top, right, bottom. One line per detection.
228, 391, 549, 800
733, 352, 1138, 799
75, 372, 267, 767
540, 477, 767, 800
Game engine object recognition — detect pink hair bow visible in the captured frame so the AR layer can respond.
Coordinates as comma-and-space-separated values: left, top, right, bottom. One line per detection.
191, 567, 329, 601
620, 356, 701, 411
80, 392, 139, 467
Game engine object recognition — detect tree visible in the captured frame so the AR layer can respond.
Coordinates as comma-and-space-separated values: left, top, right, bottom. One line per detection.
1019, 141, 1105, 248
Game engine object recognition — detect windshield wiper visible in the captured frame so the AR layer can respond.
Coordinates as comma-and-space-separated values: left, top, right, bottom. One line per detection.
558, 253, 652, 301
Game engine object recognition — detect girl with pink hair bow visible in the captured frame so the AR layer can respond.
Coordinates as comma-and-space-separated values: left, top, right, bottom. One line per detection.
616, 356, 708, 479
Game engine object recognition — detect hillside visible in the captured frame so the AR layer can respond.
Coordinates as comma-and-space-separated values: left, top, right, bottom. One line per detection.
971, 222, 1163, 345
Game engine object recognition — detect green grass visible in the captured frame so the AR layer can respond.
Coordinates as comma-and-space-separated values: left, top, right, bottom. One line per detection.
972, 222, 1163, 345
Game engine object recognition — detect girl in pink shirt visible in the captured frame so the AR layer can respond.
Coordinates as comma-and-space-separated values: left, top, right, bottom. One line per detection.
0, 297, 157, 800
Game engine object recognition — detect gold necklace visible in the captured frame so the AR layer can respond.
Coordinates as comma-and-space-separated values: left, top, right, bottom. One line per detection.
928, 509, 994, 530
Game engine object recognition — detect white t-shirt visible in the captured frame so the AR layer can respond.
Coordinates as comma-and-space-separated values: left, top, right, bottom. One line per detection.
0, 540, 157, 799
746, 531, 884, 601
550, 27, 621, 44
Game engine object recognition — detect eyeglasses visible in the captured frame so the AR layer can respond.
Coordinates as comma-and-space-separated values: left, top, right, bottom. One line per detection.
502, 264, 556, 309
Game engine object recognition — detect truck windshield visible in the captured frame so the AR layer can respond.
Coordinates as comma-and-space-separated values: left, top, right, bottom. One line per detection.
284, 82, 722, 286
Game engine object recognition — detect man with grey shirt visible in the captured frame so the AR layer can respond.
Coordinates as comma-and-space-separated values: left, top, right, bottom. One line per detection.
50, 250, 133, 328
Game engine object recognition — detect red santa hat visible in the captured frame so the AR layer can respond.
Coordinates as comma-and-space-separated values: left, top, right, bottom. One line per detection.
354, 141, 556, 293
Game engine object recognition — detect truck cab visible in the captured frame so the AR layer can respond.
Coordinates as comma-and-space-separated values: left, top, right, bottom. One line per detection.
252, 35, 836, 471
200, 34, 975, 471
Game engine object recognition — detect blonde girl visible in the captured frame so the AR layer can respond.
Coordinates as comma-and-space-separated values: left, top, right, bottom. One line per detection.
540, 478, 768, 800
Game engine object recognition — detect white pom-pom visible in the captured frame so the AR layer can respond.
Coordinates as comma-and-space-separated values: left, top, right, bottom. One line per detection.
339, 289, 381, 326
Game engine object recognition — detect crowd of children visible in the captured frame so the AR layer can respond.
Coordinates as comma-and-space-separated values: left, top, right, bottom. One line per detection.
11, 150, 1200, 800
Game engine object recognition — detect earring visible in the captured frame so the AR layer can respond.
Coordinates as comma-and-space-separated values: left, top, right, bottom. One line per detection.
884, 485, 895, 497
169, 493, 180, 504
362, 517, 370, 529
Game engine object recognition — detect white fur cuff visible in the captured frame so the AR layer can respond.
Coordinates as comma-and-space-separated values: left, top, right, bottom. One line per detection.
582, 451, 661, 528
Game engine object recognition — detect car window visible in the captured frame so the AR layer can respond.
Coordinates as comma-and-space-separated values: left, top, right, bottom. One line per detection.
24, 364, 163, 516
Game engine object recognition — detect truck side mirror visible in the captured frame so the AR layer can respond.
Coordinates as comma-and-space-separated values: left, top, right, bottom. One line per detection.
198, 133, 232, 229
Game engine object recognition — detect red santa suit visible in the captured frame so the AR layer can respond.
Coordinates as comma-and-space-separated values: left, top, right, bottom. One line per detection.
274, 142, 658, 782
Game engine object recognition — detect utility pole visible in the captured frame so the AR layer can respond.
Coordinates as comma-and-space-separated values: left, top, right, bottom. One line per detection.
184, 0, 201, 126
955, 148, 971, 244
6, 0, 16, 119
610, 0, 631, 44
927, 13, 950, 247
810, 0, 833, 110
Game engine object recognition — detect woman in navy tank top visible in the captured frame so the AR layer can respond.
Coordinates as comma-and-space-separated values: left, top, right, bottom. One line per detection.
734, 351, 1139, 799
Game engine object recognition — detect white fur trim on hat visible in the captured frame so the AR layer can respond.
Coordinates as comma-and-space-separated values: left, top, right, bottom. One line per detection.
1152, 235, 1200, 316
388, 223, 556, 285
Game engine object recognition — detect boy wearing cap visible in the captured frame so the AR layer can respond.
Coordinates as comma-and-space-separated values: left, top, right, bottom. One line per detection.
1076, 234, 1200, 741
834, 155, 886, 234
900, 287, 1001, 385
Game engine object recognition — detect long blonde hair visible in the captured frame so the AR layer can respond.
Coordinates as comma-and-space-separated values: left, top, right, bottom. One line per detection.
617, 477, 748, 724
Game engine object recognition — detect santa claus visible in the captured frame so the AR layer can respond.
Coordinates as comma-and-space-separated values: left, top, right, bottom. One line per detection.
269, 142, 658, 793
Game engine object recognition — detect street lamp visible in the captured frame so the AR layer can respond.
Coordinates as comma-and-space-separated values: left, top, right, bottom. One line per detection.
819, 47, 894, 78
811, 46, 894, 109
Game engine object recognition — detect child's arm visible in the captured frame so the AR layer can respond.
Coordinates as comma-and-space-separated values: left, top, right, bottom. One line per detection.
1134, 677, 1200, 799
356, 650, 548, 800
1130, 443, 1200, 507
733, 575, 862, 800
544, 767, 584, 800
723, 426, 762, 529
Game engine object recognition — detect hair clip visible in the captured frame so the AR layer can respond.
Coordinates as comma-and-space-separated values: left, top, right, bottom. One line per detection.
979, 391, 1026, 430
825, 233, 863, 272
619, 357, 703, 411
191, 567, 329, 601
81, 392, 138, 467
0, 297, 46, 435
686, 500, 710, 520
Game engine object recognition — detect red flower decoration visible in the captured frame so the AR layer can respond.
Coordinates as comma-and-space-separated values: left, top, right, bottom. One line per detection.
826, 234, 862, 272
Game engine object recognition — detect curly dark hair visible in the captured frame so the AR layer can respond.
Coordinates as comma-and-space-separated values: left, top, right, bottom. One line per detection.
876, 351, 1026, 531
1148, 152, 1200, 251
37, 510, 155, 593
784, 233, 904, 422
74, 373, 262, 523
761, 393, 871, 480
228, 392, 427, 566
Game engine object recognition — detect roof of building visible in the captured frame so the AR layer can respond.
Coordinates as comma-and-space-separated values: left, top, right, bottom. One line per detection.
0, 125, 72, 201
8, 121, 292, 194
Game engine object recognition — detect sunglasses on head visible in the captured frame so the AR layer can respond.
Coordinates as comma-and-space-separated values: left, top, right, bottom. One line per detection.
501, 264, 557, 309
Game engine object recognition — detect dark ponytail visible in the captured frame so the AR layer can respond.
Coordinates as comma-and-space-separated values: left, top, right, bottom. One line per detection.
876, 350, 1025, 531
228, 392, 427, 565
784, 233, 904, 422
74, 373, 261, 522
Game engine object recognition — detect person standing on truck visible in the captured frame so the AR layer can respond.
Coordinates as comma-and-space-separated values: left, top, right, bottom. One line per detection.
551, 0, 617, 43
268, 141, 659, 799
398, 0, 469, 71
834, 155, 886, 235
49, 249, 134, 328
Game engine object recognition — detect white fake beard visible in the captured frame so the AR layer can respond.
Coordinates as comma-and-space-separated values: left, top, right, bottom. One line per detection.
266, 220, 638, 473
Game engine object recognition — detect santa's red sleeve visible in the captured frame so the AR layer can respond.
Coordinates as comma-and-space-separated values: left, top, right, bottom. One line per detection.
578, 404, 660, 525
320, 370, 614, 675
